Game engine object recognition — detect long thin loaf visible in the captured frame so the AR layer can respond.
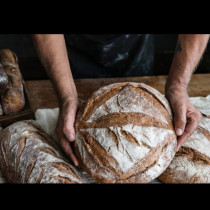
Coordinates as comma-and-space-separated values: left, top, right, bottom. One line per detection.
0, 120, 88, 183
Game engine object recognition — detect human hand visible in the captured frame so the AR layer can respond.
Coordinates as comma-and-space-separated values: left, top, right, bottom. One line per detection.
56, 97, 79, 166
165, 86, 202, 151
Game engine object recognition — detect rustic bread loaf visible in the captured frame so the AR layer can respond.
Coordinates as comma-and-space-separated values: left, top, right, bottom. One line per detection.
0, 63, 8, 117
74, 82, 177, 183
0, 103, 3, 116
0, 63, 8, 91
158, 115, 210, 183
0, 63, 8, 116
0, 49, 25, 115
0, 120, 88, 183
0, 168, 6, 183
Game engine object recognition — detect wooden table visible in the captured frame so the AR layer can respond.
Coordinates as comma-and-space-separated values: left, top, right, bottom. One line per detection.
25, 74, 210, 111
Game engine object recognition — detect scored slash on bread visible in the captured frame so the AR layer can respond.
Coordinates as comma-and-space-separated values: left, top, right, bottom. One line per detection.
74, 82, 177, 183
158, 115, 210, 183
0, 120, 89, 183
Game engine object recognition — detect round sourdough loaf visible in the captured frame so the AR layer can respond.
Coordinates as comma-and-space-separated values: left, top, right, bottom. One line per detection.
74, 82, 177, 183
158, 115, 210, 183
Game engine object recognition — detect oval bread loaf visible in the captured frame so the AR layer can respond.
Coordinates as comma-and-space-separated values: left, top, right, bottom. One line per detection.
0, 104, 3, 117
0, 49, 25, 115
0, 120, 89, 183
158, 115, 210, 183
74, 82, 177, 183
0, 63, 8, 91
0, 62, 8, 117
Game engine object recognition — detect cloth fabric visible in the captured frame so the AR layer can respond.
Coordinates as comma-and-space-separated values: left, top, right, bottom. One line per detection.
189, 95, 210, 117
1, 94, 210, 184
64, 34, 155, 78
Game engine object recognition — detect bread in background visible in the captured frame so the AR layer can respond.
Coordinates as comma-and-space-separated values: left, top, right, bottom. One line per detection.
0, 49, 25, 115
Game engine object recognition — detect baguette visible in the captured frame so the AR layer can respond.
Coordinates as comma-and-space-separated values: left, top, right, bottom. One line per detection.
0, 49, 25, 115
0, 120, 89, 183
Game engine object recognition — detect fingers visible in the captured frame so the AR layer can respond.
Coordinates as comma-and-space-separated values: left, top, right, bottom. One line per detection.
173, 105, 187, 137
61, 101, 78, 142
59, 133, 79, 166
63, 113, 76, 142
176, 111, 202, 151
165, 85, 202, 152
56, 98, 79, 166
56, 117, 79, 166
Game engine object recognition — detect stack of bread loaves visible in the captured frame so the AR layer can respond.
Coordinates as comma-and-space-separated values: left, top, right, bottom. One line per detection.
0, 49, 25, 116
74, 82, 177, 183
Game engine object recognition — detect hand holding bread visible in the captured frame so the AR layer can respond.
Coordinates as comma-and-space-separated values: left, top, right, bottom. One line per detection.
55, 97, 79, 166
165, 85, 203, 151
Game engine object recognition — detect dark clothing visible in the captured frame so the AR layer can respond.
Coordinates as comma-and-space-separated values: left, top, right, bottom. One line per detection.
64, 34, 154, 79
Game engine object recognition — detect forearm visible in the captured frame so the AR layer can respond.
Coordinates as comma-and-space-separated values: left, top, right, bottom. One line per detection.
166, 34, 210, 92
31, 34, 77, 105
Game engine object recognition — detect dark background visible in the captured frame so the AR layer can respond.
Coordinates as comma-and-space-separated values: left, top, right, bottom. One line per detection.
0, 34, 209, 80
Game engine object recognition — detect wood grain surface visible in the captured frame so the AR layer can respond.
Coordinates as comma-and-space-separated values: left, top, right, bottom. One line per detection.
25, 74, 210, 110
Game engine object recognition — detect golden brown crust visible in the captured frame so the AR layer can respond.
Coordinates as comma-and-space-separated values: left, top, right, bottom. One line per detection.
197, 126, 210, 141
0, 103, 3, 116
158, 116, 210, 183
0, 63, 8, 90
176, 146, 210, 165
78, 112, 173, 130
75, 82, 177, 183
0, 49, 25, 115
0, 120, 88, 183
78, 83, 124, 123
74, 132, 116, 183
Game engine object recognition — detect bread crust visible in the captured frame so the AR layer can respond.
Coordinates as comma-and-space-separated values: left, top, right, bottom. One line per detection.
0, 104, 3, 116
158, 116, 210, 183
0, 49, 25, 115
75, 82, 177, 183
0, 63, 8, 90
0, 120, 88, 183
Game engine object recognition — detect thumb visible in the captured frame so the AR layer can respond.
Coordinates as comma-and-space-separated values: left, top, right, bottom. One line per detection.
173, 106, 187, 136
62, 104, 78, 142
63, 115, 76, 142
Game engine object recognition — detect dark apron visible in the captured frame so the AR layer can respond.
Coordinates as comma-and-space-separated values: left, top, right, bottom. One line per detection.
64, 34, 154, 79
